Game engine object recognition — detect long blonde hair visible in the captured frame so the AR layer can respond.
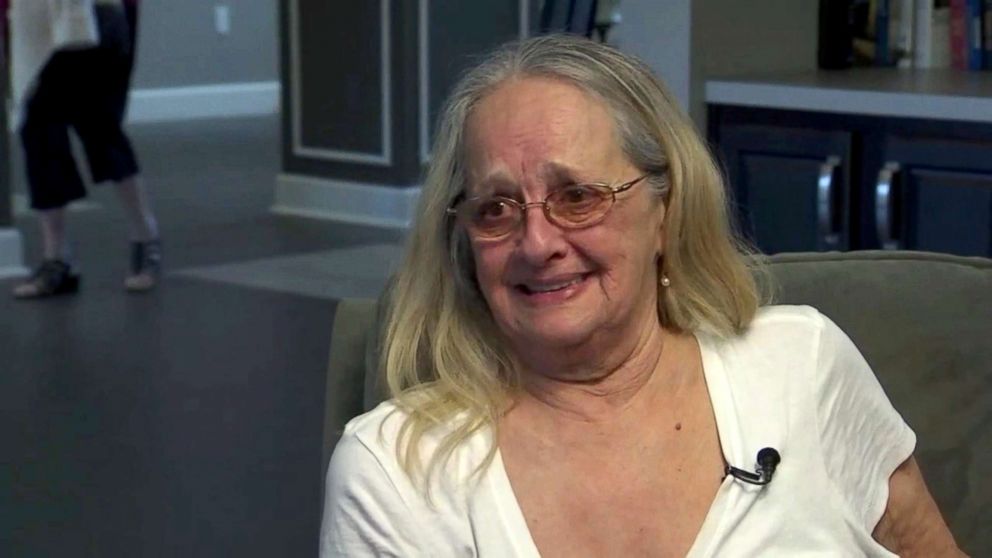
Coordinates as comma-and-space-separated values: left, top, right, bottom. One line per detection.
381, 35, 760, 486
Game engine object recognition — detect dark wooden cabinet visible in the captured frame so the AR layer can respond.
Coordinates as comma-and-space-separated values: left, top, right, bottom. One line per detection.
709, 105, 992, 257
871, 134, 992, 255
719, 125, 852, 253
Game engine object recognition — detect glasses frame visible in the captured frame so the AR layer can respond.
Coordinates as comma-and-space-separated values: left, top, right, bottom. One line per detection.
446, 173, 651, 239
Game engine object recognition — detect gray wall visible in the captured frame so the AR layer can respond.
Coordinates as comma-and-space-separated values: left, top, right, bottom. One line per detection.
131, 0, 278, 89
611, 1, 692, 112
611, 0, 818, 127
690, 0, 818, 123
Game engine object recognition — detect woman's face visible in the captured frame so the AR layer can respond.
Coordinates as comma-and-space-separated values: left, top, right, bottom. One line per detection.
462, 76, 666, 353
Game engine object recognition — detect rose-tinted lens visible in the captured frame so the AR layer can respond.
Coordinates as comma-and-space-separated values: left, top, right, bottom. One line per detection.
465, 198, 519, 237
548, 184, 612, 226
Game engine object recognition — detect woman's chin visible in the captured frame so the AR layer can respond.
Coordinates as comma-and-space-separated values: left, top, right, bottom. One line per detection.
508, 319, 597, 351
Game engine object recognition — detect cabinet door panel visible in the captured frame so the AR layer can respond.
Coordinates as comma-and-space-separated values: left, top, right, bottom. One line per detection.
910, 170, 992, 256
718, 126, 851, 254
879, 136, 992, 257
744, 155, 822, 253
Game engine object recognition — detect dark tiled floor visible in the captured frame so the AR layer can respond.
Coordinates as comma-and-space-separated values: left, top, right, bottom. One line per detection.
1, 116, 404, 556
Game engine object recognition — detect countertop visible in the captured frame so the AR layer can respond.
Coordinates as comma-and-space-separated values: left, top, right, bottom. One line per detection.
706, 68, 992, 123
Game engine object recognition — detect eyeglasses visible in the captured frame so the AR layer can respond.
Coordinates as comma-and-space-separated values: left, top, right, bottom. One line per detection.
447, 174, 650, 240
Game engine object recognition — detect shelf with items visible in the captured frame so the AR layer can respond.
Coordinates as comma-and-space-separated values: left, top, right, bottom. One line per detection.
819, 0, 992, 73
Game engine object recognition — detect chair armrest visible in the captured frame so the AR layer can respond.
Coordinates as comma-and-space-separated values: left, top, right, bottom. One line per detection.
322, 298, 378, 477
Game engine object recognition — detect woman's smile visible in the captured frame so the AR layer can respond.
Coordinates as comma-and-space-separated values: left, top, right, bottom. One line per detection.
512, 271, 594, 305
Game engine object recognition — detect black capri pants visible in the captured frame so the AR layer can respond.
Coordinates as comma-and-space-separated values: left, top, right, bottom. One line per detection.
20, 4, 140, 210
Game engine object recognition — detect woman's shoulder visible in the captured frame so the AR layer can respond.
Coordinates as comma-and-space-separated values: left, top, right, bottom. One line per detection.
331, 400, 432, 503
750, 305, 863, 360
338, 398, 489, 469
342, 399, 405, 437
338, 399, 411, 456
701, 304, 832, 352
752, 303, 828, 329
701, 304, 889, 416
326, 401, 506, 555
696, 304, 862, 393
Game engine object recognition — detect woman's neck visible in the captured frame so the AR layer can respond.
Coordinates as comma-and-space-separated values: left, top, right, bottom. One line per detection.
512, 318, 685, 426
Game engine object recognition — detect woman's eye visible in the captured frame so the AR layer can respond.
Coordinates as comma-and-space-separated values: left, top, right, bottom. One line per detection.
476, 199, 509, 220
560, 185, 598, 205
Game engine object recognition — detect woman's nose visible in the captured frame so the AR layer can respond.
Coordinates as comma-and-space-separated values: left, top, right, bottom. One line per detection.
516, 204, 567, 264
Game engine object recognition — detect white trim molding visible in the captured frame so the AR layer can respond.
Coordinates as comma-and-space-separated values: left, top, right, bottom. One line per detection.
272, 174, 420, 229
418, 0, 531, 164
0, 228, 28, 279
127, 81, 280, 124
289, 0, 392, 165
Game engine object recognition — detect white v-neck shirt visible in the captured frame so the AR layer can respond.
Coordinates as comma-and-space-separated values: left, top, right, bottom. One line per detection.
320, 305, 916, 557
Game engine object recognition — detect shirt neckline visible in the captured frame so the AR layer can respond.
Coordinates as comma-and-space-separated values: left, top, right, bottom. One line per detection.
486, 331, 739, 557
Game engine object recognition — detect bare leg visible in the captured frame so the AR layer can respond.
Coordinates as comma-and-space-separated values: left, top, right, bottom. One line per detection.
115, 174, 162, 291
39, 207, 71, 261
113, 174, 159, 241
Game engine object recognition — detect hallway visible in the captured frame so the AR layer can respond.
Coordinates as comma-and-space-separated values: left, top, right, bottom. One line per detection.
1, 115, 404, 556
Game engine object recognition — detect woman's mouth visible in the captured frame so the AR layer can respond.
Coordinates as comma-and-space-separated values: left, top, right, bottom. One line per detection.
514, 273, 591, 303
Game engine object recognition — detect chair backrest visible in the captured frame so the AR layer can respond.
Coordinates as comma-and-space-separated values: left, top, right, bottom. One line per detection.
322, 250, 992, 555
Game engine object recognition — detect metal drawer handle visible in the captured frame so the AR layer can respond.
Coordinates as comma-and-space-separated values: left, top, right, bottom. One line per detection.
875, 162, 901, 250
817, 156, 842, 249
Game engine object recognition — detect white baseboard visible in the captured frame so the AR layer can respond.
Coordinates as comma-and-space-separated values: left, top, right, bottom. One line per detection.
272, 173, 421, 229
0, 228, 29, 279
126, 81, 281, 124
8, 81, 281, 130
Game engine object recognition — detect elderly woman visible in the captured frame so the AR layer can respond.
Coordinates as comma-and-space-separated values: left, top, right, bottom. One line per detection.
321, 36, 961, 556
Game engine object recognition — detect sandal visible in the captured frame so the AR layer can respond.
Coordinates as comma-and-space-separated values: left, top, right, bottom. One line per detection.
12, 259, 81, 299
125, 239, 162, 292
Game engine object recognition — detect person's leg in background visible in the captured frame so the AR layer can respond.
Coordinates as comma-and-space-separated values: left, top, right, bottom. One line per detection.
114, 175, 160, 291
78, 3, 161, 292
12, 52, 86, 299
113, 175, 158, 243
38, 207, 70, 260
13, 2, 161, 298
109, 0, 158, 245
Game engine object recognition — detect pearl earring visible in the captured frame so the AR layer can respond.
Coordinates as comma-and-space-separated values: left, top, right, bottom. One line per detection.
661, 274, 671, 287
